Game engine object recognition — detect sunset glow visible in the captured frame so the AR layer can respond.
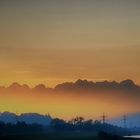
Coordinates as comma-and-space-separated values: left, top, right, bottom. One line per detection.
0, 0, 140, 120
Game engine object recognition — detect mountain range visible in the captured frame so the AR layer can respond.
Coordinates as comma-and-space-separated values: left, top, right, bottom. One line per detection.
0, 79, 140, 93
0, 79, 140, 121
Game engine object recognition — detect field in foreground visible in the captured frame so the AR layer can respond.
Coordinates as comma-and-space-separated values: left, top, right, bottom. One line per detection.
0, 132, 139, 140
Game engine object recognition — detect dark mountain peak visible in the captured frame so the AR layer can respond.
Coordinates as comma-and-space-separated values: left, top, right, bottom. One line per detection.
75, 79, 90, 84
33, 84, 47, 92
8, 82, 30, 91
0, 112, 17, 117
95, 80, 118, 87
9, 82, 21, 88
34, 84, 46, 89
54, 82, 73, 91
22, 84, 30, 89
74, 79, 94, 89
0, 112, 17, 124
54, 79, 140, 92
54, 79, 94, 91
120, 79, 137, 88
8, 82, 22, 91
75, 79, 84, 83
75, 79, 94, 85
120, 79, 135, 85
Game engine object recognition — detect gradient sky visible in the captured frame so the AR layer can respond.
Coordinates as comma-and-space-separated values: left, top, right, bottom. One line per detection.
0, 0, 140, 87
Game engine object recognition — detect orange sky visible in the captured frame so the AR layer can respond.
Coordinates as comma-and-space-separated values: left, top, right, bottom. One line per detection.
0, 0, 140, 119
0, 89, 139, 120
0, 0, 140, 87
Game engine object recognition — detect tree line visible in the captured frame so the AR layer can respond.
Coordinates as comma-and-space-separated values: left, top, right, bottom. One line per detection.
0, 116, 130, 136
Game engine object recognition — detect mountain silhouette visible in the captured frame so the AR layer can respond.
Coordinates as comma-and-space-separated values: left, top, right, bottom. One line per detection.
119, 79, 140, 90
0, 112, 52, 125
0, 79, 140, 94
0, 112, 17, 124
32, 84, 52, 93
8, 82, 30, 92
54, 79, 140, 92
19, 113, 52, 125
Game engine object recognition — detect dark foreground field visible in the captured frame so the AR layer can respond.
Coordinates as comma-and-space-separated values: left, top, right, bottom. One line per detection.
0, 132, 139, 140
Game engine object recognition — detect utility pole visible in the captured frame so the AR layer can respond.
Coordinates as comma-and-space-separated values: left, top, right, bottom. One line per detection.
101, 113, 107, 124
15, 111, 19, 124
122, 115, 127, 128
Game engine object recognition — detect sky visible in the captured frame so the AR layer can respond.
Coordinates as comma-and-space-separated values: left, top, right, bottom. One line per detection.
0, 0, 140, 87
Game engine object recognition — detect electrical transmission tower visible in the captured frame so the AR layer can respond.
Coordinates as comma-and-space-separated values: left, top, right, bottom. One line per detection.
122, 115, 127, 128
101, 113, 107, 124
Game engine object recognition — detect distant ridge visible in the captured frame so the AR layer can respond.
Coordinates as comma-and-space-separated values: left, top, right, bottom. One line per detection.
0, 79, 140, 93
1, 111, 140, 129
0, 112, 52, 125
54, 79, 140, 92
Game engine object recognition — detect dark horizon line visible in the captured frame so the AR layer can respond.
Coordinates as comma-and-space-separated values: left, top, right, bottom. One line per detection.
0, 78, 139, 89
